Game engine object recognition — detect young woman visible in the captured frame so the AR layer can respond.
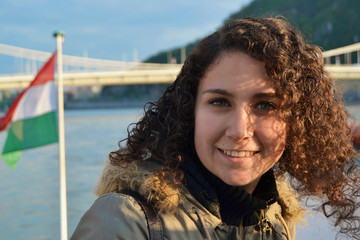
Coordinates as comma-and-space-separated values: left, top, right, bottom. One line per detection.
71, 17, 360, 240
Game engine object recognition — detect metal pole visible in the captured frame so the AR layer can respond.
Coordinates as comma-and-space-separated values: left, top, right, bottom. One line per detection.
53, 30, 68, 240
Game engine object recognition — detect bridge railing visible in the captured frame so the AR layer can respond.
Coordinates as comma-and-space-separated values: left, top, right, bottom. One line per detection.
323, 42, 360, 65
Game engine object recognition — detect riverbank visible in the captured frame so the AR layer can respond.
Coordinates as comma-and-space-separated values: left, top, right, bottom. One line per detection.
64, 100, 151, 110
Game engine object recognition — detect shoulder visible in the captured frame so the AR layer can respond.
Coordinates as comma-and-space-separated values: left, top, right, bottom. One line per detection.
92, 192, 145, 216
71, 193, 149, 240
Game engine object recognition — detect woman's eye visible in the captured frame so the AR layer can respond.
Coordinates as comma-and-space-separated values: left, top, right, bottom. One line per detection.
255, 101, 276, 111
209, 98, 230, 107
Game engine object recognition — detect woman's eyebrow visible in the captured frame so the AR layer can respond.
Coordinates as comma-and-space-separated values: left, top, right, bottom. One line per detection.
252, 92, 278, 99
202, 88, 233, 97
202, 89, 279, 100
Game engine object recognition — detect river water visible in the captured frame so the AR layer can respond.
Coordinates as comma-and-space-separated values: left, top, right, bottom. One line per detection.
1, 106, 360, 240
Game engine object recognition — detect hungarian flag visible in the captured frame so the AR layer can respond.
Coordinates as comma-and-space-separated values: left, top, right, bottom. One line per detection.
0, 52, 58, 168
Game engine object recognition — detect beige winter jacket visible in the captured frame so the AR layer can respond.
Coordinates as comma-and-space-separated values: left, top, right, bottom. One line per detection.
71, 160, 306, 240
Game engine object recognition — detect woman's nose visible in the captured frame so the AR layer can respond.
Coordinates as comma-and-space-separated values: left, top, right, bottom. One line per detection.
225, 108, 254, 140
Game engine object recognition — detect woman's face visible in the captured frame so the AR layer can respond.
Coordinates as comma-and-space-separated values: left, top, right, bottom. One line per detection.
194, 51, 286, 194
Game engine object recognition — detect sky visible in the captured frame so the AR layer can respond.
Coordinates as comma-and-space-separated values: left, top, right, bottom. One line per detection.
0, 0, 252, 73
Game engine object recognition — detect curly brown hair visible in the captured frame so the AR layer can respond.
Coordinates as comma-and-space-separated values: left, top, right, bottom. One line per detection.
110, 17, 360, 238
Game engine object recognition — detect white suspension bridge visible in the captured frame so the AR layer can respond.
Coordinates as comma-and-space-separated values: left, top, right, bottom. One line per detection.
0, 42, 360, 90
0, 43, 182, 90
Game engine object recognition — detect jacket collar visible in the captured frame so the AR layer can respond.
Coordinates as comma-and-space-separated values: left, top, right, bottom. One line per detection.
95, 158, 306, 225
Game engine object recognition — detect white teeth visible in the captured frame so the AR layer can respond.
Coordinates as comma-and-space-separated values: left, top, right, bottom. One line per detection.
222, 149, 255, 157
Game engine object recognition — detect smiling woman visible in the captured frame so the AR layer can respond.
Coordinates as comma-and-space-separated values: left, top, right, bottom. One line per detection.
71, 17, 360, 240
194, 52, 287, 194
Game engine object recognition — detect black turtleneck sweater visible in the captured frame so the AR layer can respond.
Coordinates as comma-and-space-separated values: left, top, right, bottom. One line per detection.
180, 153, 279, 227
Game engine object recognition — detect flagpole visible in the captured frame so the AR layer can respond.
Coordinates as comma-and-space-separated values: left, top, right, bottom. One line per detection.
54, 30, 68, 240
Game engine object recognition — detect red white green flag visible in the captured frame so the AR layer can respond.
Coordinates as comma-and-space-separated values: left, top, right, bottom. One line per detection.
0, 52, 58, 168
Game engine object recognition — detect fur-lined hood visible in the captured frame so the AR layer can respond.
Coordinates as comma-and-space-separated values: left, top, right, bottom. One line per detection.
95, 160, 306, 224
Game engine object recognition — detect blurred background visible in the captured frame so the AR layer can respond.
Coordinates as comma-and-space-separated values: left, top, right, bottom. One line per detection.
1, 0, 360, 239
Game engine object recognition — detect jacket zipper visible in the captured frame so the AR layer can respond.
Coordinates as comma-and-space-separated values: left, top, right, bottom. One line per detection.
257, 208, 284, 240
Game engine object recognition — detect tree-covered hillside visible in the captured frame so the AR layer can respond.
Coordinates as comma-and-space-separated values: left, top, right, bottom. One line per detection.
146, 0, 360, 63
